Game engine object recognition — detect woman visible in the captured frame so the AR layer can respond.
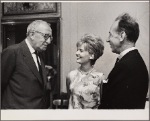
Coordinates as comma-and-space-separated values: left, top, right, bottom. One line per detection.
66, 34, 105, 109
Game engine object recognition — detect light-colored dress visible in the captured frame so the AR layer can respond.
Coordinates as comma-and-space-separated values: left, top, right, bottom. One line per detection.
68, 68, 105, 109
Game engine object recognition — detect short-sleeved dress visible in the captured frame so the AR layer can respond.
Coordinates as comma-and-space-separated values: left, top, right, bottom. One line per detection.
68, 68, 105, 109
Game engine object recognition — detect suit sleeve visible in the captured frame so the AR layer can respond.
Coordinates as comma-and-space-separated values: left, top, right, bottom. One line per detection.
1, 48, 16, 94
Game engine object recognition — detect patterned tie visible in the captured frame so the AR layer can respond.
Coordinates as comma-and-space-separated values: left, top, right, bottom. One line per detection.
35, 51, 43, 79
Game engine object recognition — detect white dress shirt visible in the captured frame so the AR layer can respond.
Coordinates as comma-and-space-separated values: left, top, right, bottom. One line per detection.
118, 47, 137, 60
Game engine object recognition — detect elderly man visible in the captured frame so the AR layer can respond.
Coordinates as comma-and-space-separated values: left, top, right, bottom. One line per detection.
1, 20, 53, 109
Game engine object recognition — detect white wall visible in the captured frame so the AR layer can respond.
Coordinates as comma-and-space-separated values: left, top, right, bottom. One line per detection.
61, 2, 149, 92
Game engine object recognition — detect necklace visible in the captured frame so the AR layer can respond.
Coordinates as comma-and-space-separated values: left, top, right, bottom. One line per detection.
78, 67, 94, 75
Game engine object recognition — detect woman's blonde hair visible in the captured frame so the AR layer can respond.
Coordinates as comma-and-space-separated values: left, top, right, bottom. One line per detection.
76, 33, 104, 65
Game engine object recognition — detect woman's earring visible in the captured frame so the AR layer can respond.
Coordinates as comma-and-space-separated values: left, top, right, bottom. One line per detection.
90, 54, 94, 59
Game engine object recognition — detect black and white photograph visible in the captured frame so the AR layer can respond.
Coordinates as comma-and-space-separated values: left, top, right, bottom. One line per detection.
0, 1, 149, 120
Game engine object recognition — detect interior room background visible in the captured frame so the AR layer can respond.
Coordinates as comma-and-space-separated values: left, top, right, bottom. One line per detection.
61, 2, 149, 92
1, 2, 149, 95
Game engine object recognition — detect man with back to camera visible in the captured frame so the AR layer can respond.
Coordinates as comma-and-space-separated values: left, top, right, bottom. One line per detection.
1, 20, 53, 109
99, 13, 149, 109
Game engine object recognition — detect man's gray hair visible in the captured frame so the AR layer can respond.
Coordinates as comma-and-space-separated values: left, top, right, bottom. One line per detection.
27, 20, 51, 36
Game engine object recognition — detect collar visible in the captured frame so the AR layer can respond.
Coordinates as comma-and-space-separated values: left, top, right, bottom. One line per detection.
118, 47, 137, 60
25, 39, 35, 54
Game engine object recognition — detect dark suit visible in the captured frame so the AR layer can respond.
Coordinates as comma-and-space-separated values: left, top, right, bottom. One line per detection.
99, 49, 149, 109
1, 40, 50, 109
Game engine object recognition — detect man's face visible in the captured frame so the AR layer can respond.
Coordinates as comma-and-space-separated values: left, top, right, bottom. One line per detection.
107, 21, 121, 54
31, 23, 53, 52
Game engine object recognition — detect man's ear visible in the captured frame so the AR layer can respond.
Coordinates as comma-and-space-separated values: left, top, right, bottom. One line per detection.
120, 31, 126, 42
30, 32, 34, 36
29, 32, 34, 39
90, 54, 94, 60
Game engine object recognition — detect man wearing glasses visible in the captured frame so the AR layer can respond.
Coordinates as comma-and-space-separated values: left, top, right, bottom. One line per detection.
1, 20, 53, 109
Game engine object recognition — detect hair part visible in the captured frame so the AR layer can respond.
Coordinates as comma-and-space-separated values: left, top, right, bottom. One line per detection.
115, 13, 139, 43
76, 33, 104, 65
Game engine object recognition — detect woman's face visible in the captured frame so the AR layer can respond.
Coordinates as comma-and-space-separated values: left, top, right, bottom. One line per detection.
76, 43, 92, 65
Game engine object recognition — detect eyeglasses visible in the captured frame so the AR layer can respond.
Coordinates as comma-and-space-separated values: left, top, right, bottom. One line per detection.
33, 31, 53, 41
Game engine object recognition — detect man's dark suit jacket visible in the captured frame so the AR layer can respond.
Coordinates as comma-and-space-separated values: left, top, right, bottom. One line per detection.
99, 49, 149, 109
1, 40, 50, 109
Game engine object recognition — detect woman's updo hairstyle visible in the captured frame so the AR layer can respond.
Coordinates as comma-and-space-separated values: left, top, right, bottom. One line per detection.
76, 34, 104, 65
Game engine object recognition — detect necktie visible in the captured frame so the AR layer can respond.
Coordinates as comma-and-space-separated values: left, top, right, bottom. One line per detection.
35, 51, 43, 79
115, 58, 119, 65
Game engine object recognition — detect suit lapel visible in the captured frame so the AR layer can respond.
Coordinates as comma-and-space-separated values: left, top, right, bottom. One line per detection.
108, 49, 138, 84
20, 40, 43, 85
